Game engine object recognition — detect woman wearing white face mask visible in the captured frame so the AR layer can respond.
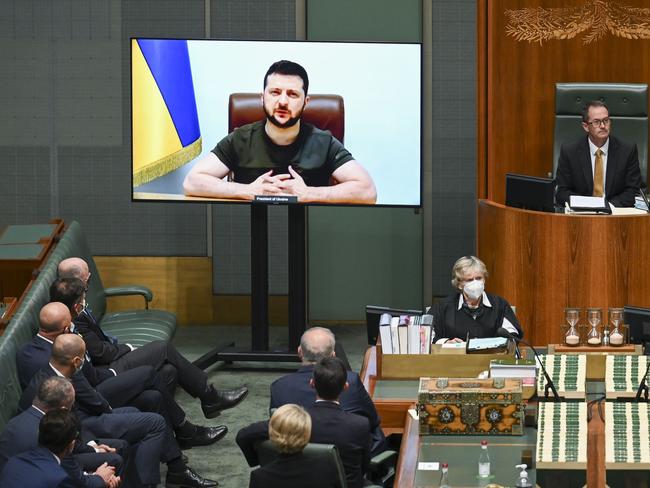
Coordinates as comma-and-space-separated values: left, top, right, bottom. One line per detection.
430, 256, 522, 344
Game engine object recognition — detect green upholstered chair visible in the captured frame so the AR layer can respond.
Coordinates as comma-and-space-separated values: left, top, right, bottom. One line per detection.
253, 440, 350, 487
253, 439, 395, 488
47, 221, 176, 347
553, 83, 648, 187
0, 220, 178, 431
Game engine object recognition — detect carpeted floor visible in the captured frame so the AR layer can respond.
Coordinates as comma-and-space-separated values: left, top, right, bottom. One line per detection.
166, 324, 369, 488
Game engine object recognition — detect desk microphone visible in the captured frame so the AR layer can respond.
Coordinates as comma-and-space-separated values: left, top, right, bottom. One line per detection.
495, 327, 522, 359
496, 328, 559, 401
635, 360, 650, 401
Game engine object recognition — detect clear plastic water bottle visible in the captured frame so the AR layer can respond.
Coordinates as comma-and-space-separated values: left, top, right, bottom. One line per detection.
478, 440, 490, 478
439, 462, 450, 488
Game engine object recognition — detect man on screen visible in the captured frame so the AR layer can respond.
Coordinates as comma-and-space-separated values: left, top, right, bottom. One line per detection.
555, 100, 642, 208
183, 60, 377, 204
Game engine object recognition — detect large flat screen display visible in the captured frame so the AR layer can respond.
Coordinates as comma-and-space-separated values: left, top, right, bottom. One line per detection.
131, 38, 421, 207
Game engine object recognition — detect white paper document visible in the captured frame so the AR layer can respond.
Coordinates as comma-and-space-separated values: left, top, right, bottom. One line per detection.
569, 195, 605, 208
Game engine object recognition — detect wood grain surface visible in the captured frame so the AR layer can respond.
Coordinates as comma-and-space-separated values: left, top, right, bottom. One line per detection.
477, 200, 650, 346
478, 0, 650, 202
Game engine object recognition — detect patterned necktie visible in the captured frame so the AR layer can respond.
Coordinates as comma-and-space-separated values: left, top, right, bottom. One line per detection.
593, 148, 604, 197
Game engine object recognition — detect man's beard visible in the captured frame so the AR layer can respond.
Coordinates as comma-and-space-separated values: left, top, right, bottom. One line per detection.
264, 104, 305, 128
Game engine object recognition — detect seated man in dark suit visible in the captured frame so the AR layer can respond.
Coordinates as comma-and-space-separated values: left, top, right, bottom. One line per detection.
20, 334, 218, 488
0, 376, 121, 488
249, 403, 342, 488
0, 409, 119, 488
270, 327, 386, 456
17, 301, 226, 449
556, 100, 643, 207
237, 357, 372, 488
55, 257, 248, 419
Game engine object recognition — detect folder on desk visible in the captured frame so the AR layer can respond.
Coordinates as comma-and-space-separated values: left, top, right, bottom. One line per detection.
408, 315, 421, 354
378, 313, 393, 353
390, 316, 400, 354
398, 315, 409, 354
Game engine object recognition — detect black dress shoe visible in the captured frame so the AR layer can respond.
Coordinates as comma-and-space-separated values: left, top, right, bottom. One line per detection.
166, 467, 218, 488
176, 425, 228, 450
201, 385, 248, 419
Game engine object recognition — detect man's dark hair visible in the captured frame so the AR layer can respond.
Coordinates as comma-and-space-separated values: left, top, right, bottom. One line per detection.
313, 357, 347, 401
50, 277, 85, 311
37, 377, 74, 410
582, 100, 609, 123
264, 60, 309, 95
38, 409, 79, 456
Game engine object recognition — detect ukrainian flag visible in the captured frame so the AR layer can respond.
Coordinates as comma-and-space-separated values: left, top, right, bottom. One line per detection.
132, 39, 201, 187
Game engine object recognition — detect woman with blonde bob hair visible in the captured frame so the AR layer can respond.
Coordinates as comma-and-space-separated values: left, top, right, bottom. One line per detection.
248, 404, 342, 488
268, 403, 311, 453
430, 255, 523, 344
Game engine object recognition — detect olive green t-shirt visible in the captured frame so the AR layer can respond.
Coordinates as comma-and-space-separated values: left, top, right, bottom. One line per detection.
212, 120, 354, 186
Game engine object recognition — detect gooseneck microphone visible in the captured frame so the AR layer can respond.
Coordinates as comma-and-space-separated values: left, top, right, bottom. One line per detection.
635, 360, 650, 401
496, 328, 559, 401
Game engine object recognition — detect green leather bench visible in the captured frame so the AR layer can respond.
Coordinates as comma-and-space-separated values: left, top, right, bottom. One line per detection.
0, 220, 177, 429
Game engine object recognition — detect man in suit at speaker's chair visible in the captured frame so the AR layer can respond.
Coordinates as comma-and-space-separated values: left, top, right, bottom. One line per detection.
555, 100, 642, 208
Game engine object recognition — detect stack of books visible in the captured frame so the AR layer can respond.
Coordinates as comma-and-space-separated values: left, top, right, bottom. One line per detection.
378, 312, 434, 354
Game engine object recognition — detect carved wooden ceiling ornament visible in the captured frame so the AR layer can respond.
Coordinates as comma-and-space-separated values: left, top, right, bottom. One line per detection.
505, 0, 650, 45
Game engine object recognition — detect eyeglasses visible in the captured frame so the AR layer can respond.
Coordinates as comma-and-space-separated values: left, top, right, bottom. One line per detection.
586, 118, 610, 127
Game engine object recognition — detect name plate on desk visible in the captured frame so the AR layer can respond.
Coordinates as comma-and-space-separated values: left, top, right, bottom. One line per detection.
417, 377, 524, 436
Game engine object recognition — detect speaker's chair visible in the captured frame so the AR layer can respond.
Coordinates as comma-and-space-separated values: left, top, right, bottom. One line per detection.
553, 83, 648, 186
228, 93, 345, 143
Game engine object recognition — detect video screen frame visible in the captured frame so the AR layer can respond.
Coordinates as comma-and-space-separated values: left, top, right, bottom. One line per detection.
130, 37, 423, 208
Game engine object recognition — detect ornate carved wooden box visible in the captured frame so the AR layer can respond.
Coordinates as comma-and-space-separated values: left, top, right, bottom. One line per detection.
417, 377, 524, 435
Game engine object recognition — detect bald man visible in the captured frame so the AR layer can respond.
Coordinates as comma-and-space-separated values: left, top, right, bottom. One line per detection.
16, 302, 227, 449
20, 334, 219, 488
269, 327, 386, 456
56, 257, 248, 419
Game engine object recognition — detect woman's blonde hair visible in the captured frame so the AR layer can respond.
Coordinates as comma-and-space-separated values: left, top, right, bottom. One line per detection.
268, 404, 312, 454
451, 255, 488, 289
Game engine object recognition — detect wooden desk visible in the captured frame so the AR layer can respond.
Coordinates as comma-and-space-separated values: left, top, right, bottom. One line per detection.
360, 346, 416, 435
478, 199, 650, 346
0, 219, 64, 300
362, 346, 607, 487
396, 410, 538, 487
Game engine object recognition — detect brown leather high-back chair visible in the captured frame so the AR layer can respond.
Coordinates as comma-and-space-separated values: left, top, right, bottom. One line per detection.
228, 93, 345, 143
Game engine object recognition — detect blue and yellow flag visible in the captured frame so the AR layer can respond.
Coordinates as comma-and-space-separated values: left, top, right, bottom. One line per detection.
132, 39, 201, 187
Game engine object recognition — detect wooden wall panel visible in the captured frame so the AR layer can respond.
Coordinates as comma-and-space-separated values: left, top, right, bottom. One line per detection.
479, 0, 650, 203
94, 257, 214, 326
478, 200, 650, 345
94, 257, 296, 326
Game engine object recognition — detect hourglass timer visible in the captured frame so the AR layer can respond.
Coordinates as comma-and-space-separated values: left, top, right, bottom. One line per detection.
564, 308, 581, 346
586, 308, 603, 346
609, 308, 625, 346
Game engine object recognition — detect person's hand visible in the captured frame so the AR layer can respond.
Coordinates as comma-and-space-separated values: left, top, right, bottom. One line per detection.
93, 463, 116, 485
248, 170, 284, 197
95, 444, 116, 453
107, 475, 121, 488
446, 338, 465, 344
273, 166, 310, 200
